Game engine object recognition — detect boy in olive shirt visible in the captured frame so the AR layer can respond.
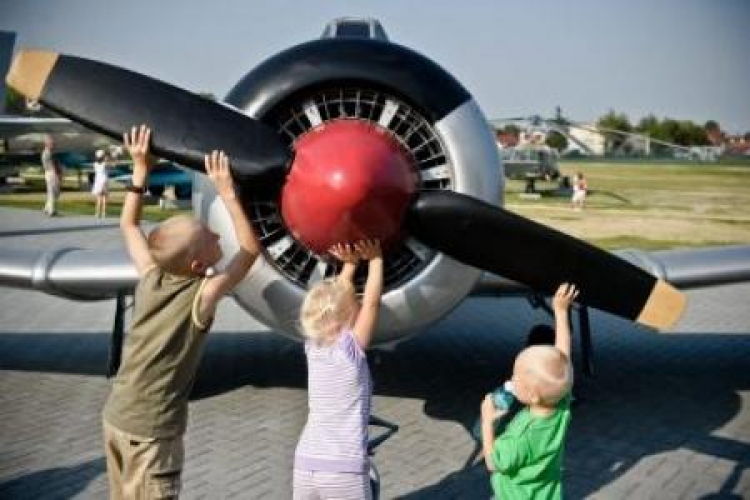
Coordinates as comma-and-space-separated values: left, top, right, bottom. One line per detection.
481, 283, 579, 500
103, 125, 261, 499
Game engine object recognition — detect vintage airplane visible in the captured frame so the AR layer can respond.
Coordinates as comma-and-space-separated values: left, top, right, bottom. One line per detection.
2, 17, 749, 359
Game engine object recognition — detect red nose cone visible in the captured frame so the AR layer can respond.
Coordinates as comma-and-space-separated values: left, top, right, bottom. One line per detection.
281, 120, 416, 254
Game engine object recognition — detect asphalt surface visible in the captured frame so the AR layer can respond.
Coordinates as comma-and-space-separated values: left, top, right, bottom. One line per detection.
0, 207, 749, 499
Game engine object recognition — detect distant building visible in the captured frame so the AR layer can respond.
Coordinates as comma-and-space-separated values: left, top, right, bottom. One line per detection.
724, 135, 750, 156
706, 128, 725, 146
495, 130, 519, 148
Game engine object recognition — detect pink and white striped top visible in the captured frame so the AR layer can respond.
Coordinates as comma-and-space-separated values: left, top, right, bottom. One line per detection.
294, 329, 372, 473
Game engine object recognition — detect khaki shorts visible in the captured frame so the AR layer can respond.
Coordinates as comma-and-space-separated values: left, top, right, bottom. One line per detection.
103, 418, 184, 499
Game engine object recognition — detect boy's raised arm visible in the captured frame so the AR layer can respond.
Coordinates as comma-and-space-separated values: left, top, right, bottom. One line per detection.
199, 151, 261, 318
120, 125, 155, 276
553, 283, 579, 360
352, 240, 383, 350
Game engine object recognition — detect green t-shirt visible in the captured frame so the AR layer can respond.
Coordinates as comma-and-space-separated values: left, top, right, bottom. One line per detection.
491, 394, 572, 500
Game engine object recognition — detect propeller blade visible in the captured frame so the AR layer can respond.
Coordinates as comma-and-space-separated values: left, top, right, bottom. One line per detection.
407, 191, 686, 330
6, 50, 290, 184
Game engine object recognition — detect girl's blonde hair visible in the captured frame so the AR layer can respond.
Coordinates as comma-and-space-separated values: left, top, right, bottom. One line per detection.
300, 278, 357, 343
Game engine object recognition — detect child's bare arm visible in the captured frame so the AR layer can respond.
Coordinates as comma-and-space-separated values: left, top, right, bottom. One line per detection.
352, 240, 383, 350
120, 125, 155, 276
329, 243, 358, 286
199, 151, 261, 319
480, 393, 508, 472
552, 283, 579, 359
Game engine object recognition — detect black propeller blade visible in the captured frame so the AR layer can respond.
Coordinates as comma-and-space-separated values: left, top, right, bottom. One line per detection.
407, 191, 685, 330
6, 50, 290, 185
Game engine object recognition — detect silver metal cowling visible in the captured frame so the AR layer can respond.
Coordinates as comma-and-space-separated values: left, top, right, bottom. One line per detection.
198, 98, 501, 343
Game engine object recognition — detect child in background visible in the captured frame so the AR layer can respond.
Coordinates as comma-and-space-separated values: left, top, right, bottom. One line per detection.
481, 283, 579, 500
571, 172, 587, 210
294, 240, 384, 500
91, 149, 109, 218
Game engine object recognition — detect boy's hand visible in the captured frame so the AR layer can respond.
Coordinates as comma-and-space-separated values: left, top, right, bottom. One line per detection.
205, 150, 236, 200
123, 125, 152, 172
355, 239, 382, 260
329, 243, 359, 264
553, 283, 579, 313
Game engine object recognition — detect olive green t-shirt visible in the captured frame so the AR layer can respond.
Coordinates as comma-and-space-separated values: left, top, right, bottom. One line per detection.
103, 267, 211, 438
491, 394, 572, 500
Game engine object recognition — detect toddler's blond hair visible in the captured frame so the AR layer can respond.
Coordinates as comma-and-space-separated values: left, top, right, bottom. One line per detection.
515, 345, 573, 406
300, 278, 357, 343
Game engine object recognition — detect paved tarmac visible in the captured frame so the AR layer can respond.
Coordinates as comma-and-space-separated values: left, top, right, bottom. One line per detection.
0, 207, 749, 499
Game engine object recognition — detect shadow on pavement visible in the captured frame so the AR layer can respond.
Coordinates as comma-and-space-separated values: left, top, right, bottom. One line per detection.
0, 457, 105, 499
1, 298, 749, 498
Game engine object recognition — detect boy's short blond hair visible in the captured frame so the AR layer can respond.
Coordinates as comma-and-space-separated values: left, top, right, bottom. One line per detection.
300, 278, 357, 342
515, 345, 573, 406
147, 215, 202, 275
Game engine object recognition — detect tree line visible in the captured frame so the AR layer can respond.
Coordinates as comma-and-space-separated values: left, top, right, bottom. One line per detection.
596, 110, 716, 149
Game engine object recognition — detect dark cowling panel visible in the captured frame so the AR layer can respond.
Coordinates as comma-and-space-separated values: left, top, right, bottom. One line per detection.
225, 38, 471, 122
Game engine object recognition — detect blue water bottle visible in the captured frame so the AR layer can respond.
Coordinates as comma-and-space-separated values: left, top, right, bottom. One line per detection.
492, 381, 515, 411
472, 381, 515, 441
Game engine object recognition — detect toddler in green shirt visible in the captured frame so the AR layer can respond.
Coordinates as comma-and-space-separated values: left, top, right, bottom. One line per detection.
481, 283, 578, 500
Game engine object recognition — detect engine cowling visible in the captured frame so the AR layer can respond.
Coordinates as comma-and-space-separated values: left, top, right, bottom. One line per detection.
194, 37, 502, 343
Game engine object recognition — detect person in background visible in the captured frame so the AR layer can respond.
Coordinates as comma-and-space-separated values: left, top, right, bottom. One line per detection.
91, 149, 110, 218
41, 135, 61, 216
571, 172, 587, 210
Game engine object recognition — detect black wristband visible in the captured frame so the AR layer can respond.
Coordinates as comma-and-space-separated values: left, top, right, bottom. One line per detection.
127, 185, 145, 194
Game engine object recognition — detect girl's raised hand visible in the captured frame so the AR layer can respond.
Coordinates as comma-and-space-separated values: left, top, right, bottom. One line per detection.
354, 239, 381, 261
329, 243, 359, 264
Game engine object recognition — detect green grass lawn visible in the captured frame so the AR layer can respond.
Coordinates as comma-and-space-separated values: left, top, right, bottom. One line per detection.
3, 162, 750, 250
504, 162, 750, 250
0, 171, 187, 222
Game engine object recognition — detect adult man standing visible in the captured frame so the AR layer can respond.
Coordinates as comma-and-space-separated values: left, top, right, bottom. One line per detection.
41, 135, 61, 216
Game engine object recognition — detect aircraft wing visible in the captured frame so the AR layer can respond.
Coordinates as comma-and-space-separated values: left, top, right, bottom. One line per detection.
110, 162, 193, 187
1, 244, 749, 303
0, 247, 137, 300
472, 244, 750, 296
0, 115, 87, 138
110, 163, 193, 187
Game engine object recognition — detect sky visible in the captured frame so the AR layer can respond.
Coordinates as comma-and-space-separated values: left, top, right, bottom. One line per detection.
2, 0, 749, 133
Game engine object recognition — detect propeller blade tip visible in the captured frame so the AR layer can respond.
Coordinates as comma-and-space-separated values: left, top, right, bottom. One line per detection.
636, 279, 687, 331
6, 49, 58, 100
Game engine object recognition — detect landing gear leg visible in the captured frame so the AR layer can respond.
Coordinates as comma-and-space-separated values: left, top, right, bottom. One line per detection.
578, 304, 594, 377
107, 291, 130, 377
